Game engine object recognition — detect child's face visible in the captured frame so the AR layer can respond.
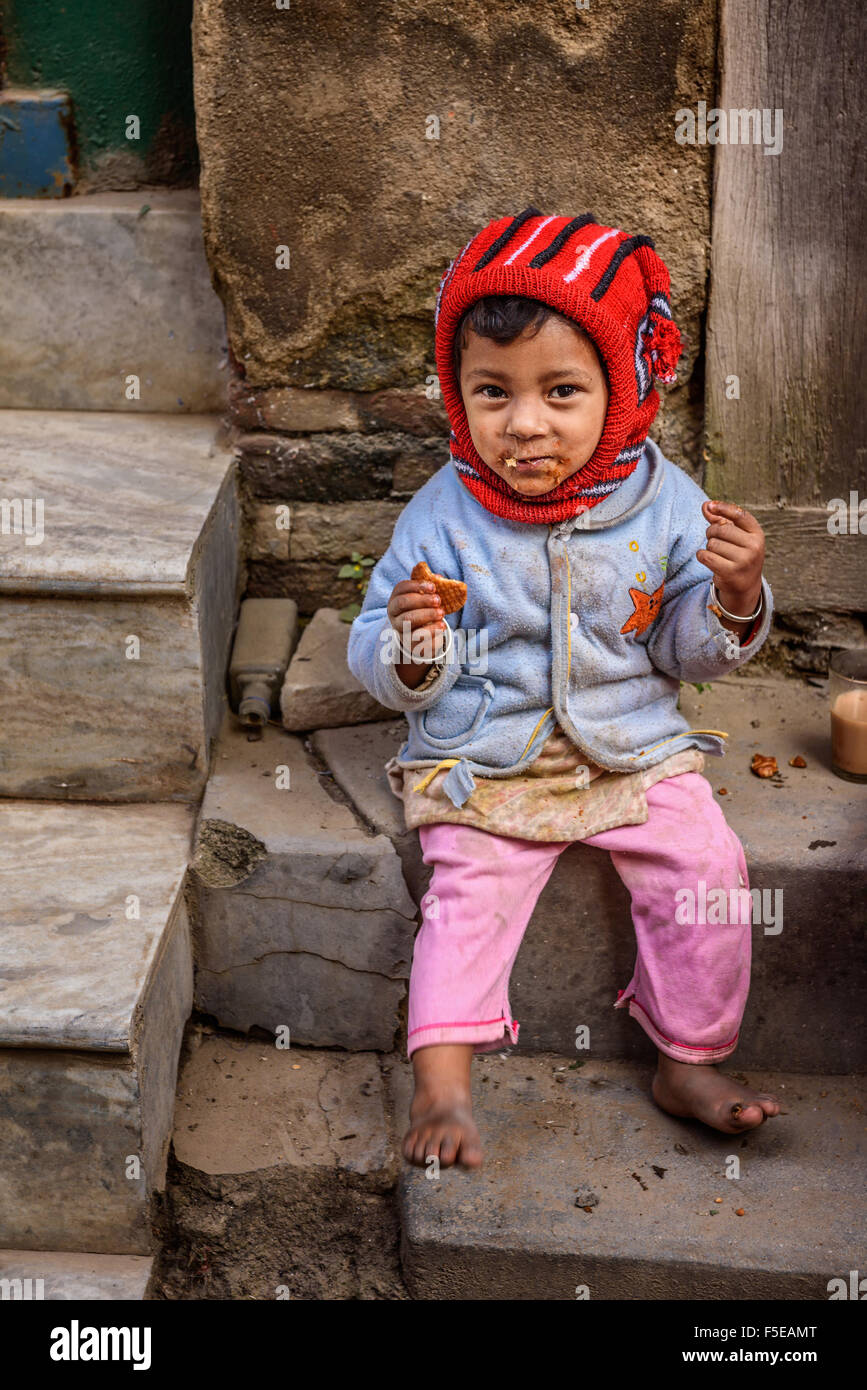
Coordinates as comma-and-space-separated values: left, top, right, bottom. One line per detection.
458, 316, 609, 497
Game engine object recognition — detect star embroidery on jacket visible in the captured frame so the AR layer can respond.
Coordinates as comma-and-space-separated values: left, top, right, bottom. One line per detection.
620, 579, 665, 636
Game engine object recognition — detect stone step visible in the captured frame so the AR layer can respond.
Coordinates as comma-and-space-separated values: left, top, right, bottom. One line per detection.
393, 1053, 866, 1300
0, 191, 227, 412
311, 672, 867, 1073
0, 410, 240, 801
0, 1251, 153, 1301
190, 712, 416, 1051
0, 801, 195, 1254
156, 1030, 405, 1299
281, 607, 393, 732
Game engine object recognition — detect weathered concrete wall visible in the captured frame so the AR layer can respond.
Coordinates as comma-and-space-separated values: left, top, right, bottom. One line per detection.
193, 0, 717, 614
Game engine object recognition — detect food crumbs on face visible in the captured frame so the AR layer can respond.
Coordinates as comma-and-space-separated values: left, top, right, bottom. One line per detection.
789, 754, 807, 768
750, 753, 778, 778
504, 456, 518, 469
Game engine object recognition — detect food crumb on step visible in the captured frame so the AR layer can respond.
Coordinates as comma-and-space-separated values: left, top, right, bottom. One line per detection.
750, 753, 778, 778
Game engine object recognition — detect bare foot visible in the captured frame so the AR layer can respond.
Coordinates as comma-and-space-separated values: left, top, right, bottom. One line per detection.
403, 1043, 483, 1169
653, 1053, 781, 1134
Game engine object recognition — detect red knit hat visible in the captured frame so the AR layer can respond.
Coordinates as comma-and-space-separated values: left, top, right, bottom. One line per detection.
434, 207, 682, 524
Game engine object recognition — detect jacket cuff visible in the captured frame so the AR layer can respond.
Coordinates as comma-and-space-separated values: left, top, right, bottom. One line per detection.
375, 629, 462, 711
708, 575, 773, 659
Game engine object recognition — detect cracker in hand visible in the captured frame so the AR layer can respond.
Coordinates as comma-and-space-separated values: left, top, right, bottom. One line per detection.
411, 560, 467, 615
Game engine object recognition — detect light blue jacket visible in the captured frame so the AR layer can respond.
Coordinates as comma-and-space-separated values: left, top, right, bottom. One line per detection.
347, 438, 773, 809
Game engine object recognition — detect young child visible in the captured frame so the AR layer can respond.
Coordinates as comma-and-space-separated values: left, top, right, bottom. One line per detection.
347, 207, 780, 1169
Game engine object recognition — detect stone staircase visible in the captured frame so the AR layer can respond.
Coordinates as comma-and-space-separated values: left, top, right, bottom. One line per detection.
0, 190, 236, 1298
0, 412, 238, 1294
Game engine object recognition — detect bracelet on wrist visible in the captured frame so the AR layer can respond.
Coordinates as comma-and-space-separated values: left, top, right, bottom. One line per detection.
710, 581, 763, 623
393, 620, 454, 665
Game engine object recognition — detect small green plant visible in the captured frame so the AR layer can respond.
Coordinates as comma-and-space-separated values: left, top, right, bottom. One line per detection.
337, 551, 376, 622
677, 679, 713, 710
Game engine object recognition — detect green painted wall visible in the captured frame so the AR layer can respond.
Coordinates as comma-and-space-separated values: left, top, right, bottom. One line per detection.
1, 0, 197, 181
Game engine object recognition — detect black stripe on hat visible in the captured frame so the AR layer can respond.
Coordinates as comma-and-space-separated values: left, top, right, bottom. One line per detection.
472, 206, 545, 271
528, 213, 597, 268
590, 234, 654, 301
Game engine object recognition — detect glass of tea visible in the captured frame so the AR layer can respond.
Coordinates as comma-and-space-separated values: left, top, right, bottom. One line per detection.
829, 649, 867, 783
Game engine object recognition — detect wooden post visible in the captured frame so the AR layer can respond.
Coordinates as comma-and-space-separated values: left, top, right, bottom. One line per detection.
705, 0, 866, 613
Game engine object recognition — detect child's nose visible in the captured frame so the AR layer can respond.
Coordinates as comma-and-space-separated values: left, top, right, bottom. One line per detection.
506, 403, 550, 438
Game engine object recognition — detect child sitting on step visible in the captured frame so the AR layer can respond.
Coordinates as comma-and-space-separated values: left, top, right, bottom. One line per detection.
347, 208, 780, 1168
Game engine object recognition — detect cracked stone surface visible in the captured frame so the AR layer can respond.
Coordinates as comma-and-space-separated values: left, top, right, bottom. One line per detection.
155, 1032, 405, 1299
311, 719, 427, 901
173, 1033, 394, 1178
192, 819, 268, 887
281, 607, 392, 732
192, 714, 417, 1049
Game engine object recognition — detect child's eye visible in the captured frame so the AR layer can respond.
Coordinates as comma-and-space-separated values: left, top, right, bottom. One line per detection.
476, 383, 582, 400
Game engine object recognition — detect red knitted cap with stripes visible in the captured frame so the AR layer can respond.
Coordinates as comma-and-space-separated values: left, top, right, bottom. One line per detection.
434, 207, 682, 523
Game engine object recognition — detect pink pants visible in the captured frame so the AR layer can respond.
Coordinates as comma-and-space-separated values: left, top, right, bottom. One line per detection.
408, 772, 751, 1065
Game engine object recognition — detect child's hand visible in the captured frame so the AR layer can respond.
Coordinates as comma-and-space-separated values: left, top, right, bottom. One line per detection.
387, 579, 447, 684
697, 500, 765, 621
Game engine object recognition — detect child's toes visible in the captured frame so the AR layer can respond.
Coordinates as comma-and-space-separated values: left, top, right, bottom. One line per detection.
414, 1130, 438, 1167
756, 1093, 780, 1117
729, 1100, 769, 1130
402, 1124, 423, 1163
405, 1128, 430, 1166
457, 1130, 483, 1168
438, 1129, 459, 1166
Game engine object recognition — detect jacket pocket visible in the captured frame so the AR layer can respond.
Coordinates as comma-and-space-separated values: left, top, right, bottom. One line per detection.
420, 673, 495, 749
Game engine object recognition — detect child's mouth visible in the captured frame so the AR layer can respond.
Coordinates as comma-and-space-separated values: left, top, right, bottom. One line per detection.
503, 455, 556, 473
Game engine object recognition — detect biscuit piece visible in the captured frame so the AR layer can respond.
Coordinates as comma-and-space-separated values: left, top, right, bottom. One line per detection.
411, 560, 467, 615
504, 456, 518, 469
750, 753, 779, 779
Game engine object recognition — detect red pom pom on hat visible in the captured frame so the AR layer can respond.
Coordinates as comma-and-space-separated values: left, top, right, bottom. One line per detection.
646, 312, 682, 383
